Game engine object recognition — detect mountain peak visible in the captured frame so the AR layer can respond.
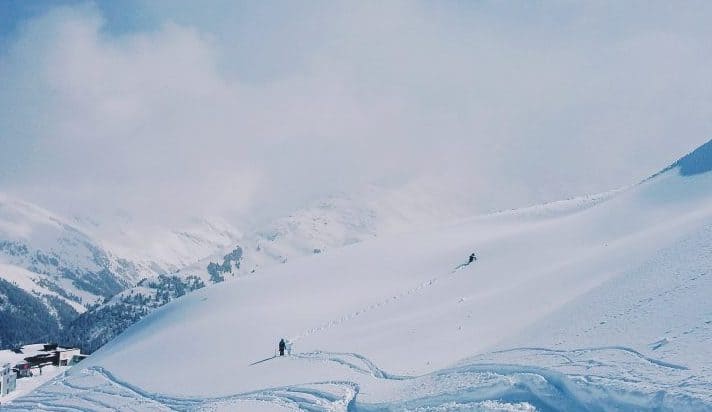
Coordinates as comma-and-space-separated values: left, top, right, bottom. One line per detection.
658, 138, 712, 177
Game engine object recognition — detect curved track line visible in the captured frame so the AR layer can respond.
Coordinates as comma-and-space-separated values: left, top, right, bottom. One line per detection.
491, 346, 689, 370
295, 351, 414, 380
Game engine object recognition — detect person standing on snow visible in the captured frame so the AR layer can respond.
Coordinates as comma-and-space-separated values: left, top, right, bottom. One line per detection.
468, 253, 477, 264
279, 338, 286, 356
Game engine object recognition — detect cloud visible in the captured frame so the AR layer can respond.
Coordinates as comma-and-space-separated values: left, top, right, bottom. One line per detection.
1, 1, 711, 227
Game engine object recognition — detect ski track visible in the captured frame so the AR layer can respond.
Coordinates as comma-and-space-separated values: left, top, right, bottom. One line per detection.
491, 346, 690, 371
5, 347, 709, 411
295, 351, 414, 380
578, 271, 710, 342
4, 365, 360, 412
292, 264, 471, 343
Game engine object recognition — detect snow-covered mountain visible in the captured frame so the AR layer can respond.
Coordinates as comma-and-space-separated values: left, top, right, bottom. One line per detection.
0, 195, 242, 349
73, 213, 242, 275
8, 140, 712, 410
0, 194, 145, 299
0, 195, 147, 348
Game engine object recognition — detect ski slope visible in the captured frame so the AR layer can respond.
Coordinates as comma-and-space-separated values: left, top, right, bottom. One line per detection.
6, 146, 712, 410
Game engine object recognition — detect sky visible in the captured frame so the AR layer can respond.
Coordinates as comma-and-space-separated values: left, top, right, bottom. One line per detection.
1, 1, 711, 228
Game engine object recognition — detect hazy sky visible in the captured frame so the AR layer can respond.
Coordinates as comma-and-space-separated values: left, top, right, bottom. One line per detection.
1, 1, 711, 226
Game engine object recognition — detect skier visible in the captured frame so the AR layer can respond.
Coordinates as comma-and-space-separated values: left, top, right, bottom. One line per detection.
468, 253, 477, 264
279, 338, 286, 356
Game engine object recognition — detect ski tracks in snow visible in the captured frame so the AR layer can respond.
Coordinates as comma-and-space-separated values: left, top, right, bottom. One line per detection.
292, 264, 470, 343
3, 366, 360, 412
5, 346, 710, 411
491, 346, 689, 371
295, 351, 413, 380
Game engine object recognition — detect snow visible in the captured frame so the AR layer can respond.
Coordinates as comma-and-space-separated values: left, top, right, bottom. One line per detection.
0, 364, 65, 405
0, 194, 66, 248
5, 155, 712, 410
0, 263, 85, 313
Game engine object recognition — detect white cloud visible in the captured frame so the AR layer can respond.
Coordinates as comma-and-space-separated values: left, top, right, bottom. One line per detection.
1, 2, 711, 227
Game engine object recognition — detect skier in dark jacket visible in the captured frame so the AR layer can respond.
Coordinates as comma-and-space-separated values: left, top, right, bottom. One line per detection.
468, 253, 477, 264
279, 338, 286, 356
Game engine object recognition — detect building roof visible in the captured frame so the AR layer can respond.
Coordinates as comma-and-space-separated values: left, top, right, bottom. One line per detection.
0, 344, 80, 367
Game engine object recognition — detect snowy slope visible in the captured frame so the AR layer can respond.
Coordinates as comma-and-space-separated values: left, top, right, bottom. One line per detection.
0, 263, 84, 313
67, 190, 476, 353
184, 187, 483, 281
60, 196, 394, 353
8, 142, 712, 410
